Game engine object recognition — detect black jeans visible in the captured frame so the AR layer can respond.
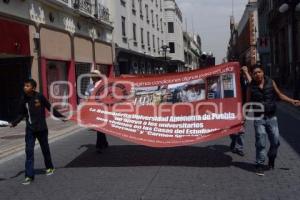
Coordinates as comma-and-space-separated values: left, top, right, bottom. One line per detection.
96, 131, 108, 149
25, 128, 54, 178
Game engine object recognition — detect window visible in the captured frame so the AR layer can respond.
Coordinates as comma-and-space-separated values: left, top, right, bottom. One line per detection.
133, 23, 137, 41
156, 15, 159, 29
145, 4, 149, 21
141, 28, 144, 44
132, 0, 136, 15
120, 0, 126, 7
160, 18, 163, 32
168, 22, 174, 33
153, 35, 155, 49
147, 31, 150, 46
157, 37, 160, 53
151, 10, 154, 25
139, 0, 143, 16
122, 16, 126, 37
169, 42, 175, 53
160, 0, 162, 10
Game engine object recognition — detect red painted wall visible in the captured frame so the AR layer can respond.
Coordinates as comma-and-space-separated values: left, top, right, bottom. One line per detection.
40, 57, 77, 111
0, 18, 30, 56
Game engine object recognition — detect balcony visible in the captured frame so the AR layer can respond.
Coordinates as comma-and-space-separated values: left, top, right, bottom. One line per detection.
58, 0, 69, 4
73, 0, 93, 16
96, 3, 111, 23
47, 0, 71, 7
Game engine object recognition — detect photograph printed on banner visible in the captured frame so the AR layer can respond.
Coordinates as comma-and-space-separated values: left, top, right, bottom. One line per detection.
133, 72, 236, 106
207, 73, 236, 99
167, 79, 206, 103
133, 79, 206, 105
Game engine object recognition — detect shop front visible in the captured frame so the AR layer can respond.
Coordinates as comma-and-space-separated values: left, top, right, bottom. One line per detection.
115, 47, 167, 76
0, 18, 31, 120
40, 27, 76, 111
95, 41, 113, 77
74, 36, 93, 103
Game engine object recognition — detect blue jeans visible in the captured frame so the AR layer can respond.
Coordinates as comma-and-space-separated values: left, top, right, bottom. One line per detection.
254, 116, 280, 165
25, 128, 54, 178
230, 132, 244, 151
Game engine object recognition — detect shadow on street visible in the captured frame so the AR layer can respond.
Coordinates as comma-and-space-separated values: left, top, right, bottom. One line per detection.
65, 144, 234, 168
277, 109, 300, 156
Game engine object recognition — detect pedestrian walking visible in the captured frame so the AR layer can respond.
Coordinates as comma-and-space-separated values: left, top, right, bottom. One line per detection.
85, 70, 109, 153
9, 79, 67, 185
242, 65, 300, 176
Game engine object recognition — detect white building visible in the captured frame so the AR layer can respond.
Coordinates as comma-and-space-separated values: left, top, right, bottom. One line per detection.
164, 0, 185, 72
108, 0, 168, 75
184, 32, 201, 70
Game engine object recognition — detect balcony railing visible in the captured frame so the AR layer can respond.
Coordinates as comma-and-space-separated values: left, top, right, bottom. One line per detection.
97, 3, 110, 23
73, 0, 92, 16
59, 0, 69, 4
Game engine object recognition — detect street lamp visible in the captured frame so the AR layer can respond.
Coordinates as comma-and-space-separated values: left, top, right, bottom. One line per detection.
279, 0, 300, 98
160, 44, 170, 61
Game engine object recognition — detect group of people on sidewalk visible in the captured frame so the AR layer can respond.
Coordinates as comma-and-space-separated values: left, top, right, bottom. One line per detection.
229, 65, 300, 176
4, 64, 300, 185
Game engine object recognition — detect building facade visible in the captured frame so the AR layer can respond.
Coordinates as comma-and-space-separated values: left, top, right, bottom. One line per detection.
227, 0, 259, 67
257, 0, 271, 75
0, 0, 113, 120
109, 0, 168, 75
164, 0, 185, 72
267, 0, 300, 96
108, 0, 186, 75
183, 32, 201, 70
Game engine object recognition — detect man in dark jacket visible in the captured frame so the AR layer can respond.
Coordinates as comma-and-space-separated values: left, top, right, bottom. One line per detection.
242, 65, 300, 176
10, 79, 66, 185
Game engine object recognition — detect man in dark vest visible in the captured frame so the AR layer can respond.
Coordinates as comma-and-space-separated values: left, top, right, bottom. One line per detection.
242, 65, 300, 176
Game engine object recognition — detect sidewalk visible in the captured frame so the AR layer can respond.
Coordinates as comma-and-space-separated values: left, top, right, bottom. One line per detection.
0, 118, 84, 162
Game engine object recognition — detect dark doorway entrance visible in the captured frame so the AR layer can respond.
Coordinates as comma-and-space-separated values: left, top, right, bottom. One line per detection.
0, 57, 31, 121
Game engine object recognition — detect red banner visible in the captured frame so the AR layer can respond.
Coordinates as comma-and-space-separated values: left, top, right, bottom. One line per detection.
73, 62, 243, 147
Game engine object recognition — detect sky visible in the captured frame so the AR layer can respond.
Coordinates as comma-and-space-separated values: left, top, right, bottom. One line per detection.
176, 0, 249, 64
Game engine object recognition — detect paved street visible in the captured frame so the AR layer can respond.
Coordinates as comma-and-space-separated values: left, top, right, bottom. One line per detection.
0, 104, 299, 200
0, 118, 83, 161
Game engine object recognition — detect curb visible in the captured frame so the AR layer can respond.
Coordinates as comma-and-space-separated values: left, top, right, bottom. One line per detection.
0, 125, 85, 164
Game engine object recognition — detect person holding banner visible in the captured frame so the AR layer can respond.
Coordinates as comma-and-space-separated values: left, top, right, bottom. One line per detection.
242, 65, 300, 176
9, 79, 67, 185
85, 70, 109, 153
229, 72, 249, 156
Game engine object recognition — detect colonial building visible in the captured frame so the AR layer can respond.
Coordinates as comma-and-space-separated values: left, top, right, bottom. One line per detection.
266, 0, 300, 96
183, 32, 201, 70
227, 16, 239, 62
257, 0, 271, 75
164, 0, 185, 72
0, 0, 113, 120
227, 0, 259, 67
108, 0, 168, 75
